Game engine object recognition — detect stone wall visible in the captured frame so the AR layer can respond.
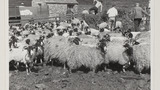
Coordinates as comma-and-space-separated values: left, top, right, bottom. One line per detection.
47, 4, 67, 17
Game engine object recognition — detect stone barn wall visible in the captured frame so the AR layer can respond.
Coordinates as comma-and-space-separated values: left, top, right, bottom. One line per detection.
47, 4, 67, 17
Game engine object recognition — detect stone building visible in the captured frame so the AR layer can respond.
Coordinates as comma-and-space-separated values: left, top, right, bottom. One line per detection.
32, 0, 78, 18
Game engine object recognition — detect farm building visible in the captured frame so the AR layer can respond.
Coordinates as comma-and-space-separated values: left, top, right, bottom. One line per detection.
9, 0, 32, 18
9, 0, 78, 24
32, 0, 79, 18
9, 0, 32, 24
9, 0, 49, 25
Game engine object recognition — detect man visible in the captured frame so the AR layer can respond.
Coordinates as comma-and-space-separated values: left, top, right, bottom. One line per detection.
95, 0, 103, 13
89, 0, 103, 15
132, 3, 150, 32
107, 4, 118, 31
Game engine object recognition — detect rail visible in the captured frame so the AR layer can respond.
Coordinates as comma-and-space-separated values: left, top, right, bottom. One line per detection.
9, 13, 80, 24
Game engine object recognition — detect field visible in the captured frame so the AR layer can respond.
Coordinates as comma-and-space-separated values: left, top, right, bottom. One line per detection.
9, 0, 150, 90
10, 65, 150, 90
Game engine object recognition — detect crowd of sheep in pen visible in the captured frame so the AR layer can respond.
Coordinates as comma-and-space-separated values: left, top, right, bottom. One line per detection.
9, 14, 150, 76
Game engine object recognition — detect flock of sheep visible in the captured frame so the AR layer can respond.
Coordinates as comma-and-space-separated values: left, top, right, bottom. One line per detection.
9, 17, 150, 76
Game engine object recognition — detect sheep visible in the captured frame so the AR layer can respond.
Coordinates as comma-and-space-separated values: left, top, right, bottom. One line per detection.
115, 21, 123, 29
71, 17, 81, 27
9, 35, 18, 50
134, 31, 150, 44
44, 36, 107, 73
33, 36, 45, 65
9, 45, 35, 75
98, 22, 108, 29
78, 35, 99, 45
66, 44, 105, 73
131, 32, 141, 39
131, 43, 150, 74
21, 31, 29, 38
104, 37, 131, 72
60, 22, 71, 29
123, 31, 150, 74
90, 28, 99, 36
22, 34, 41, 46
44, 36, 70, 69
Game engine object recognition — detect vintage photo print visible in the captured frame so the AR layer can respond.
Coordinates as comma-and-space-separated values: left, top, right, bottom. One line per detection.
7, 0, 154, 90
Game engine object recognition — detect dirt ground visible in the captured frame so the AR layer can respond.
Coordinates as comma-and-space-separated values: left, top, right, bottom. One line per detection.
9, 65, 150, 90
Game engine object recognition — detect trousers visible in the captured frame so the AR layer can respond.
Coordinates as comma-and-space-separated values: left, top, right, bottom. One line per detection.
134, 18, 142, 32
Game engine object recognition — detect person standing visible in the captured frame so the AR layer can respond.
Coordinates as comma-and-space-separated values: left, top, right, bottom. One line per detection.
132, 3, 150, 32
95, 0, 103, 13
107, 4, 118, 31
89, 0, 103, 15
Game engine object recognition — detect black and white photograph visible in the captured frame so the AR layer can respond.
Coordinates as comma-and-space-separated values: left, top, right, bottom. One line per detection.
8, 0, 152, 90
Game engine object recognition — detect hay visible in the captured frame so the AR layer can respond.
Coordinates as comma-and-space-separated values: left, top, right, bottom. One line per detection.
66, 45, 104, 71
132, 43, 150, 73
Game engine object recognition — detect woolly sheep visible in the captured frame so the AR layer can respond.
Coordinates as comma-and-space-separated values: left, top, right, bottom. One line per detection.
66, 45, 104, 73
44, 36, 69, 69
132, 43, 150, 74
104, 38, 130, 72
98, 22, 108, 29
115, 21, 122, 28
131, 32, 141, 39
9, 46, 35, 75
134, 31, 150, 43
44, 36, 105, 73
90, 28, 99, 36
125, 31, 150, 74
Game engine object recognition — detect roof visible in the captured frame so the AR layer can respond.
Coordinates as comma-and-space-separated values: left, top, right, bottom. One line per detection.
45, 0, 78, 4
9, 0, 32, 8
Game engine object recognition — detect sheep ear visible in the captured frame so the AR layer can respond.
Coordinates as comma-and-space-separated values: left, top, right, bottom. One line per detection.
134, 41, 140, 45
23, 46, 28, 49
123, 43, 130, 48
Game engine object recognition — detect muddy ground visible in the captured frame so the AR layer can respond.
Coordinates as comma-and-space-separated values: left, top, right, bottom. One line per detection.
9, 65, 150, 90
